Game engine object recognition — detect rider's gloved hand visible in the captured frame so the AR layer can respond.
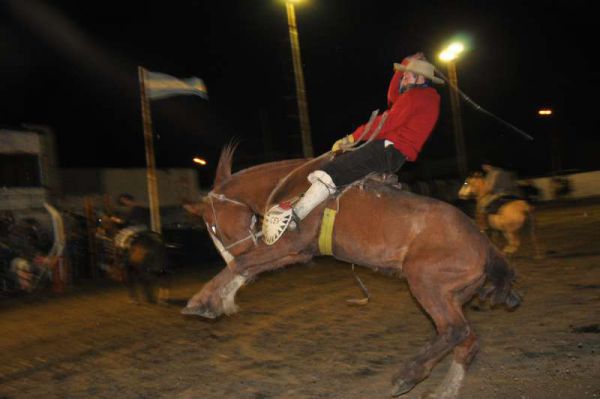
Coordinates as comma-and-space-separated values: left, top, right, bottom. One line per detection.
331, 135, 355, 152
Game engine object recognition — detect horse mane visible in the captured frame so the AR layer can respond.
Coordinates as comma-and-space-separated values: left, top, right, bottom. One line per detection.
213, 143, 308, 191
214, 142, 239, 188
232, 159, 307, 179
265, 152, 333, 209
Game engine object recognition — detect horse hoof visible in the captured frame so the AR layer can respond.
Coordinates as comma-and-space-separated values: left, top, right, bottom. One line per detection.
390, 379, 416, 397
181, 305, 218, 319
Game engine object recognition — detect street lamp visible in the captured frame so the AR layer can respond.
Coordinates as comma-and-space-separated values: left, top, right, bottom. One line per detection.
439, 42, 467, 177
193, 157, 207, 166
284, 0, 314, 157
537, 107, 560, 172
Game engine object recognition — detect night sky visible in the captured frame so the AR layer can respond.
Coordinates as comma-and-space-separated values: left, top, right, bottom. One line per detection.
0, 0, 596, 182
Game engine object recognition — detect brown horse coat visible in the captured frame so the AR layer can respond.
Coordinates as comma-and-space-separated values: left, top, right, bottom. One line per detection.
183, 146, 520, 398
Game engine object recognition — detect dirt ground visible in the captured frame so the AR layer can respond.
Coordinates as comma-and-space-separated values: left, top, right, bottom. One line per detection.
1, 200, 599, 399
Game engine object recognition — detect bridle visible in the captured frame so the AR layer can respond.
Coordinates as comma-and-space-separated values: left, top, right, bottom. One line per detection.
206, 191, 263, 263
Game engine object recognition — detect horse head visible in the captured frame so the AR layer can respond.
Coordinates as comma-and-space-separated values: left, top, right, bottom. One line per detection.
182, 145, 308, 319
184, 144, 261, 265
458, 172, 485, 199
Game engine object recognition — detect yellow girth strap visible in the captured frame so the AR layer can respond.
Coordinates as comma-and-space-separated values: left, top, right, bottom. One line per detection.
318, 208, 337, 256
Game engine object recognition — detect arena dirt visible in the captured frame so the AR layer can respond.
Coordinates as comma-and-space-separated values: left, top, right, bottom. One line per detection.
1, 201, 599, 398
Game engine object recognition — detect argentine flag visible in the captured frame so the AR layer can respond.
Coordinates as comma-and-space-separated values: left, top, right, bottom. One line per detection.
146, 71, 208, 101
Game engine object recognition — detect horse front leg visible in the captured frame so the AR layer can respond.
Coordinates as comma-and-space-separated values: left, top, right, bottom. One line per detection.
237, 252, 314, 278
182, 266, 246, 318
182, 250, 314, 319
228, 230, 317, 275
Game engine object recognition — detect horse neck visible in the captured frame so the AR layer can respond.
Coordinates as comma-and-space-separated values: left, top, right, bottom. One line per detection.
216, 159, 308, 214
473, 179, 491, 202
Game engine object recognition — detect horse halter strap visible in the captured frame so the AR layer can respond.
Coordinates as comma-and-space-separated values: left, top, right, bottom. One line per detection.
207, 192, 263, 253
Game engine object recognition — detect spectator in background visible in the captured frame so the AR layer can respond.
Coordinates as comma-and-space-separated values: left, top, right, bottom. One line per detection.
125, 232, 170, 305
112, 194, 170, 305
113, 193, 150, 227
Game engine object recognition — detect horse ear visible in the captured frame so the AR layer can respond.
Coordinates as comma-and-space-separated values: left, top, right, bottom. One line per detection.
214, 142, 239, 187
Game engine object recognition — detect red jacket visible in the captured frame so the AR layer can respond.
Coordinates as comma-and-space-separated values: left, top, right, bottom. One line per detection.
351, 70, 440, 162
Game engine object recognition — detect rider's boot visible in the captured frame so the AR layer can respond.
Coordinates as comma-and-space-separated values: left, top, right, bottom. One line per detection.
288, 171, 336, 230
263, 170, 335, 245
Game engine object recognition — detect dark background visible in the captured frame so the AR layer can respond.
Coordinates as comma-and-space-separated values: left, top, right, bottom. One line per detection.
0, 0, 596, 185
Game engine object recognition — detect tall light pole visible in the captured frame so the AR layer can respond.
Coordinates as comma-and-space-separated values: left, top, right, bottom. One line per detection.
538, 107, 560, 172
439, 42, 467, 178
285, 0, 314, 157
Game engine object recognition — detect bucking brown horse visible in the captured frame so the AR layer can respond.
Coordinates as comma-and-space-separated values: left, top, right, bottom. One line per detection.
182, 145, 521, 398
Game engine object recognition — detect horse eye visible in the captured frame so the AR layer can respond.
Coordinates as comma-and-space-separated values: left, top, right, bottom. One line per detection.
250, 214, 257, 230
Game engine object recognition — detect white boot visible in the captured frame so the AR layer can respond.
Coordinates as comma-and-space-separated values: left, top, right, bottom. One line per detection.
262, 170, 335, 245
293, 170, 336, 221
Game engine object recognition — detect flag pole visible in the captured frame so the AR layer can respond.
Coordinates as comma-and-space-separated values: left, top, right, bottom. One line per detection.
138, 66, 161, 233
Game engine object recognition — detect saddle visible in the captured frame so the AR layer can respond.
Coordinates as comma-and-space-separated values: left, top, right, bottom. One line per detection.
263, 172, 405, 245
482, 194, 522, 215
359, 173, 403, 191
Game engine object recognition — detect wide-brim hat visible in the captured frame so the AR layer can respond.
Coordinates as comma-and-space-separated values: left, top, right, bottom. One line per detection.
394, 59, 444, 84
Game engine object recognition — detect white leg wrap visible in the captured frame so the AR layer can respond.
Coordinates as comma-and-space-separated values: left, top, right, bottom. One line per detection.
433, 361, 466, 399
294, 171, 336, 220
220, 275, 247, 315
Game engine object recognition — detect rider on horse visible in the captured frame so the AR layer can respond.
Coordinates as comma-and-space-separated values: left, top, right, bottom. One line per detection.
264, 53, 443, 244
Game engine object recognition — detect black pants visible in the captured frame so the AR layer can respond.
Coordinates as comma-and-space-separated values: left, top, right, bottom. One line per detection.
321, 140, 406, 187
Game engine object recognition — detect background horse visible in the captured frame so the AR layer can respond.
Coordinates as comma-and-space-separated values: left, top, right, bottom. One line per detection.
97, 217, 170, 304
183, 145, 520, 399
459, 173, 540, 256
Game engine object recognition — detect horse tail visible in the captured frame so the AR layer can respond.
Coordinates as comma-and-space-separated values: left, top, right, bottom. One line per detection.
478, 247, 521, 309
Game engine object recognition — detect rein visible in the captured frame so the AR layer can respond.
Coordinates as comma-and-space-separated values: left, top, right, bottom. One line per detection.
207, 192, 263, 255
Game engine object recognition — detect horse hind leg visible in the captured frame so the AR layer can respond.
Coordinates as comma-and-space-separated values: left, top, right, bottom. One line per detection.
425, 277, 483, 399
391, 280, 472, 397
418, 331, 477, 399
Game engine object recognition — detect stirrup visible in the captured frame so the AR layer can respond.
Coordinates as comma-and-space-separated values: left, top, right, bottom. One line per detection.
288, 210, 300, 231
262, 201, 295, 245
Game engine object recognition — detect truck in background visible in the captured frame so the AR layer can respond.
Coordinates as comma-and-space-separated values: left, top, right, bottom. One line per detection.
0, 125, 60, 212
